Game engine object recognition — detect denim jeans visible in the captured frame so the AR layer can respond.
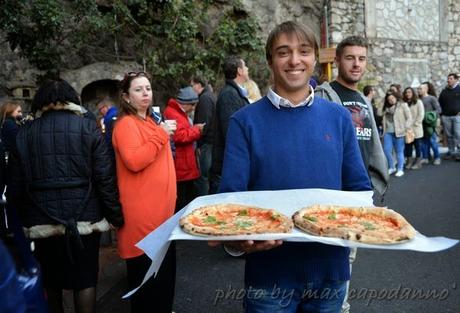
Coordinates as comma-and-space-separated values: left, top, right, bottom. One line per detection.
441, 115, 460, 155
245, 280, 347, 313
194, 143, 212, 196
422, 133, 440, 159
383, 132, 405, 170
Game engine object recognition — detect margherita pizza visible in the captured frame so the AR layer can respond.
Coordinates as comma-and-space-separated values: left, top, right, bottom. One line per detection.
180, 204, 293, 236
292, 204, 416, 244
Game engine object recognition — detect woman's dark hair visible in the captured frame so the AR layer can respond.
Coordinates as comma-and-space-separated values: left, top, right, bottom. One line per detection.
402, 87, 418, 106
363, 85, 374, 97
32, 79, 80, 113
384, 91, 401, 109
118, 71, 152, 117
422, 81, 437, 97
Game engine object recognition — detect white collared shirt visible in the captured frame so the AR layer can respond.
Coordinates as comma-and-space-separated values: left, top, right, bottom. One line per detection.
267, 86, 315, 109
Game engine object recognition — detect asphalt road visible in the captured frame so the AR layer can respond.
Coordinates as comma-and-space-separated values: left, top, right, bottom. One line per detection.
97, 158, 459, 313
172, 159, 460, 313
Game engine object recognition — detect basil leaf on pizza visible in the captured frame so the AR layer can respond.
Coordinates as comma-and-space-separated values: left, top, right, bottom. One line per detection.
180, 204, 293, 236
292, 204, 416, 244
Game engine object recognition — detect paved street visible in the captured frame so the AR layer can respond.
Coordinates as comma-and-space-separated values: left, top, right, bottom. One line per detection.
98, 158, 460, 313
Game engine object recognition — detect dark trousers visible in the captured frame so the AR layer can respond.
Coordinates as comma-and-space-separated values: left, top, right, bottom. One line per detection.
125, 243, 176, 313
194, 143, 213, 196
176, 180, 197, 212
404, 138, 423, 158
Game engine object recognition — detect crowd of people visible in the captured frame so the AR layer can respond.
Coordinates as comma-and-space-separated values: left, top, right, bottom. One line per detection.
365, 74, 460, 178
0, 19, 459, 313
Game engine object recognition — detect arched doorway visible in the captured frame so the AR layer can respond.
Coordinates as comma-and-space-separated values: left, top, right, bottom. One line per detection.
81, 79, 120, 113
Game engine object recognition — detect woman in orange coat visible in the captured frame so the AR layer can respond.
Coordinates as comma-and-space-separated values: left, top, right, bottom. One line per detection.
112, 72, 176, 313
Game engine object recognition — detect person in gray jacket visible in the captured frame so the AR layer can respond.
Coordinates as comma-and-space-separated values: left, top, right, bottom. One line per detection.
315, 36, 388, 197
315, 36, 389, 313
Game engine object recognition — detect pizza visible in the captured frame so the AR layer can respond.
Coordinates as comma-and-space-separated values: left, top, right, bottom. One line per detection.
180, 203, 293, 236
292, 204, 416, 244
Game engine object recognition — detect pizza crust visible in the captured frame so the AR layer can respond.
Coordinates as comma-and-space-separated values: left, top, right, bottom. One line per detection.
180, 203, 293, 236
292, 204, 416, 244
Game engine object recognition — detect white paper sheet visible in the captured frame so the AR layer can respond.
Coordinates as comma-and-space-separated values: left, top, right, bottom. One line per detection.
124, 188, 458, 297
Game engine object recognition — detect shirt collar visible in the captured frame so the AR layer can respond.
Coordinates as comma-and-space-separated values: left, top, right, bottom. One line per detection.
267, 85, 315, 109
449, 82, 459, 89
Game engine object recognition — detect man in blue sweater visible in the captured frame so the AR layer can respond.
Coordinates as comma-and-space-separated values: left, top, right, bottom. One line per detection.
211, 21, 371, 312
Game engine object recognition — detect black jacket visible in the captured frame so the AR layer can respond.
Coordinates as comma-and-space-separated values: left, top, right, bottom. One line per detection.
210, 80, 249, 179
1, 117, 20, 153
8, 110, 123, 234
439, 84, 460, 116
193, 85, 216, 146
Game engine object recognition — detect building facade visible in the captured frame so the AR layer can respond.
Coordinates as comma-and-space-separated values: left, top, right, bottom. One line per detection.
1, 0, 459, 110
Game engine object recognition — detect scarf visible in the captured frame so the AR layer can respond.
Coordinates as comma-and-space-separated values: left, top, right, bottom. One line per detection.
385, 104, 396, 116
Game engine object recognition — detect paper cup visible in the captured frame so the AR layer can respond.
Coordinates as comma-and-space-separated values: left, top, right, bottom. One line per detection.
164, 119, 177, 131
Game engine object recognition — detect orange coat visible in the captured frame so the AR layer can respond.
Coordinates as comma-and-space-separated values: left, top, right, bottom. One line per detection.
113, 115, 176, 259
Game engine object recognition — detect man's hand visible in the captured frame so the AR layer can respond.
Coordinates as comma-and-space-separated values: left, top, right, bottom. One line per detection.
208, 240, 283, 254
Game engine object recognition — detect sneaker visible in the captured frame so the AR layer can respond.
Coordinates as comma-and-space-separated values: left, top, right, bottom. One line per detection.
388, 168, 397, 175
395, 170, 404, 177
433, 158, 441, 165
443, 153, 453, 160
420, 158, 429, 164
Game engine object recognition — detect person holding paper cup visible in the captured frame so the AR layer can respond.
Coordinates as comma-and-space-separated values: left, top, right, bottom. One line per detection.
112, 71, 176, 313
164, 87, 205, 212
210, 21, 371, 313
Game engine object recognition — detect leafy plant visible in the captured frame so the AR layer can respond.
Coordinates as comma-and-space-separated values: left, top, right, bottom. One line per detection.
0, 0, 269, 98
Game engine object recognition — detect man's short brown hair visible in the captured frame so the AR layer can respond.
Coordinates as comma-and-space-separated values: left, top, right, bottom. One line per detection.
336, 36, 368, 58
265, 21, 318, 63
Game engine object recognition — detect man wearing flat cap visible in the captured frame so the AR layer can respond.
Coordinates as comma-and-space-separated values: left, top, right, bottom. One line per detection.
164, 87, 206, 211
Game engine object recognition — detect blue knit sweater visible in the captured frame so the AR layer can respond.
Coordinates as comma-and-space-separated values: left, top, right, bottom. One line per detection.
220, 95, 371, 282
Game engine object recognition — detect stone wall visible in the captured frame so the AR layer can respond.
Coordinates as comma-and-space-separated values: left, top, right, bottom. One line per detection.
447, 0, 460, 74
0, 34, 41, 98
1, 0, 459, 108
61, 62, 141, 95
373, 0, 441, 41
240, 0, 324, 41
329, 0, 366, 44
327, 0, 460, 98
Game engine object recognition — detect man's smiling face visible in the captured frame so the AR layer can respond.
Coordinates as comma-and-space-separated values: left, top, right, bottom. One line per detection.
269, 32, 316, 98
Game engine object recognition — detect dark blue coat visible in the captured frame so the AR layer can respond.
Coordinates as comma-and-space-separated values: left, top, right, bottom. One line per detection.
210, 80, 249, 179
8, 109, 124, 233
